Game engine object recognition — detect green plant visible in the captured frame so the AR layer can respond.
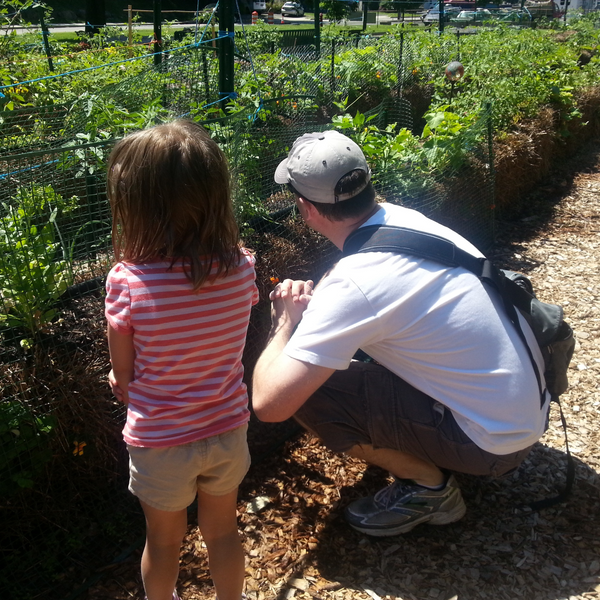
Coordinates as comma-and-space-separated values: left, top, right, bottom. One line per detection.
0, 399, 55, 496
421, 105, 478, 171
332, 105, 439, 205
0, 185, 78, 341
0, 0, 52, 59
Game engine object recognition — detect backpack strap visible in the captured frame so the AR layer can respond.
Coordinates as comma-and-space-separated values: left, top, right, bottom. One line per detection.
343, 224, 575, 509
527, 396, 575, 510
343, 225, 545, 404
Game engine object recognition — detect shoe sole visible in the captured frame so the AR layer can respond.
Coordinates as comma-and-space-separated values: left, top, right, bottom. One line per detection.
348, 494, 467, 537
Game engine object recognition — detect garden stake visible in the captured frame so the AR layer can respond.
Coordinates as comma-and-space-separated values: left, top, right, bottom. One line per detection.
153, 0, 162, 66
39, 10, 54, 72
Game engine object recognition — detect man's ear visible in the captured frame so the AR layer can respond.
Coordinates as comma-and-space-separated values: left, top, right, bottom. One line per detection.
296, 196, 317, 220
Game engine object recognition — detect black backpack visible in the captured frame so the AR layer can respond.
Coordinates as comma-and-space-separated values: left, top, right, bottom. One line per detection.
343, 224, 576, 509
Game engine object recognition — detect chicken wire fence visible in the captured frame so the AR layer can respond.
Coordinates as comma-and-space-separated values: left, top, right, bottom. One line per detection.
0, 29, 494, 600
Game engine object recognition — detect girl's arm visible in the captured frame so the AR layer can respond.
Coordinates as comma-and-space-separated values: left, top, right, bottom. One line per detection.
107, 323, 135, 406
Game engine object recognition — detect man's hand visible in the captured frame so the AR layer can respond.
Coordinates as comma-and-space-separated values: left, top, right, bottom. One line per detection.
252, 278, 334, 423
269, 278, 314, 335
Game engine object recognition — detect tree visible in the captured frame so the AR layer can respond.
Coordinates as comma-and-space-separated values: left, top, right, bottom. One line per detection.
321, 0, 357, 23
85, 0, 105, 33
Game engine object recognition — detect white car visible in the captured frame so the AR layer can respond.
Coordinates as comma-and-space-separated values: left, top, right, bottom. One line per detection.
450, 8, 492, 26
281, 2, 305, 16
421, 6, 460, 23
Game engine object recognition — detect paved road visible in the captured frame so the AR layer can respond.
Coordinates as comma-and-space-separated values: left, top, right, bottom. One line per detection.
13, 13, 423, 35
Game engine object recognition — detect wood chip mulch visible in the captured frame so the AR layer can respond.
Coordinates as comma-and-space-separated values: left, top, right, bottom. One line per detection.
87, 140, 600, 600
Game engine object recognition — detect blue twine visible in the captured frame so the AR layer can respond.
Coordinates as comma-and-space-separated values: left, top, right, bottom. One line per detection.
199, 90, 238, 111
0, 158, 60, 181
197, 1, 219, 45
0, 40, 221, 95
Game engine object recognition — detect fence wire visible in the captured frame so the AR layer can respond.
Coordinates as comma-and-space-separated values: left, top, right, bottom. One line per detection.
0, 29, 494, 600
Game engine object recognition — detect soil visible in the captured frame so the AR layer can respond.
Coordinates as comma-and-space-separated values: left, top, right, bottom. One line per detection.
80, 135, 600, 600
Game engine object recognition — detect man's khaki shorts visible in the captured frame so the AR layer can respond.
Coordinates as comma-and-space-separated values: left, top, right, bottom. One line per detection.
294, 361, 533, 478
127, 424, 250, 512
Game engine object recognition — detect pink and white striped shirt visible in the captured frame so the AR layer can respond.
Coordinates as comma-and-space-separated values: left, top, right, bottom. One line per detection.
105, 249, 259, 448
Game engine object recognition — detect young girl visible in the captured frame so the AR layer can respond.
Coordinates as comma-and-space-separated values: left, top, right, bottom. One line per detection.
105, 120, 258, 600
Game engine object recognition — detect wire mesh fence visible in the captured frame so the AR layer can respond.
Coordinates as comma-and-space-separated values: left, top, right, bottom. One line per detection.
0, 28, 494, 599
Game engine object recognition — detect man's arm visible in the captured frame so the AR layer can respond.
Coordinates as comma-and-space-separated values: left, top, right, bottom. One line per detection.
252, 279, 335, 422
107, 323, 135, 406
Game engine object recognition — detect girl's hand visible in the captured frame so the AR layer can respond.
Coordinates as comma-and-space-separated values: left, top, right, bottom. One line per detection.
108, 369, 127, 405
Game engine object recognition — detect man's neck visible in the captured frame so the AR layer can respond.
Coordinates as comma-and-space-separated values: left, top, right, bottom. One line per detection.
329, 203, 382, 250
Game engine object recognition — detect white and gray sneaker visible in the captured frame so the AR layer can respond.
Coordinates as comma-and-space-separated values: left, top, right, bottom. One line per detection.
344, 474, 466, 537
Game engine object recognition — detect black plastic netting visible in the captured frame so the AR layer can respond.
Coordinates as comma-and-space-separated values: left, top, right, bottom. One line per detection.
0, 29, 494, 600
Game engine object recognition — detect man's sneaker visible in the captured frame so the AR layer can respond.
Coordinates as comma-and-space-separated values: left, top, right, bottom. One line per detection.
344, 474, 466, 536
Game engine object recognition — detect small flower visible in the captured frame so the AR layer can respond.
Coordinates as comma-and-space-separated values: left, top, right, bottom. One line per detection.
376, 71, 381, 79
270, 276, 280, 284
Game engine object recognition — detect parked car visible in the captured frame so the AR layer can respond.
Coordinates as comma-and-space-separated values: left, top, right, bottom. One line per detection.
498, 8, 532, 22
450, 8, 492, 26
281, 1, 305, 16
253, 0, 267, 12
421, 6, 460, 23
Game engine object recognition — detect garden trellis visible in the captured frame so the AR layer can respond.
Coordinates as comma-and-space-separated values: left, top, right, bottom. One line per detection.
0, 24, 496, 599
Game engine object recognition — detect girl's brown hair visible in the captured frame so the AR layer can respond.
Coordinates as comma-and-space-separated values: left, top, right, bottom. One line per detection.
107, 120, 240, 290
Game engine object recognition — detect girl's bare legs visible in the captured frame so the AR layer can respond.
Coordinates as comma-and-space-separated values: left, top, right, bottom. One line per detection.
197, 488, 244, 600
139, 500, 188, 600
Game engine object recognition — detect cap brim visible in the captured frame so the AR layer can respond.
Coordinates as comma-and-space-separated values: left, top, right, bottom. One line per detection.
274, 158, 290, 184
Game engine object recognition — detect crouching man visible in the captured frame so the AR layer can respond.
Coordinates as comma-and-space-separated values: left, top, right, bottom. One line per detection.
252, 131, 548, 536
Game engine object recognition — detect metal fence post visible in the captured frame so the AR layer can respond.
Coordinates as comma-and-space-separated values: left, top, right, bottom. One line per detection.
397, 31, 404, 94
314, 0, 321, 55
330, 38, 336, 109
39, 10, 54, 72
202, 51, 211, 105
127, 5, 133, 58
153, 0, 162, 65
219, 0, 235, 107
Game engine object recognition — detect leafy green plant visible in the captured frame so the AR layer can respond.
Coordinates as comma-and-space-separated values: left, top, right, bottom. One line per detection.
421, 105, 478, 171
0, 185, 78, 342
0, 399, 55, 496
332, 106, 440, 206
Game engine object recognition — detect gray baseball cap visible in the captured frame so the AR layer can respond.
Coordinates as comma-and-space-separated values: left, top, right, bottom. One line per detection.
274, 131, 371, 204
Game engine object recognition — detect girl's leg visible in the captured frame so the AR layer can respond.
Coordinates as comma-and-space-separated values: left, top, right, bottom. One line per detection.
139, 500, 188, 600
196, 488, 244, 600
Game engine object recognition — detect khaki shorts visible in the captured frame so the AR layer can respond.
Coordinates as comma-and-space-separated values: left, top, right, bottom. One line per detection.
127, 424, 250, 512
294, 361, 533, 478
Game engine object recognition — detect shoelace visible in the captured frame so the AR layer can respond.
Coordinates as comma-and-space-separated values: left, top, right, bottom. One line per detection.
373, 479, 416, 509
